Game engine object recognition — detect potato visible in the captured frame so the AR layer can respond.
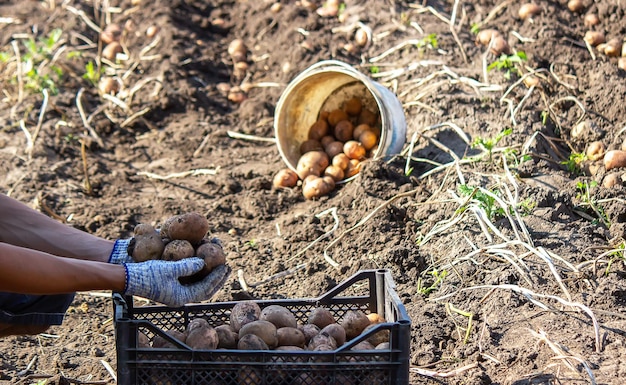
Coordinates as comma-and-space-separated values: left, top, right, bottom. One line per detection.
362, 323, 389, 346
230, 301, 261, 332
358, 109, 377, 126
273, 168, 299, 189
302, 176, 334, 200
308, 119, 329, 140
162, 212, 209, 244
586, 141, 605, 161
299, 323, 320, 344
344, 140, 366, 160
327, 109, 349, 127
161, 239, 194, 261
324, 165, 344, 182
300, 139, 324, 154
138, 331, 151, 348
215, 324, 239, 349
334, 120, 354, 142
152, 330, 186, 349
332, 153, 350, 170
604, 150, 626, 171
375, 342, 390, 350
308, 332, 337, 350
237, 333, 269, 350
367, 313, 386, 324
340, 310, 370, 340
343, 97, 362, 116
239, 320, 278, 349
275, 345, 305, 351
308, 307, 335, 329
276, 327, 306, 348
195, 240, 226, 272
260, 305, 297, 328
324, 141, 345, 159
319, 323, 346, 346
186, 322, 219, 350
350, 340, 375, 350
296, 150, 329, 180
128, 225, 165, 262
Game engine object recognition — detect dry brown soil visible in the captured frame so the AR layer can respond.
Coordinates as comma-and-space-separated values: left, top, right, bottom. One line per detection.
1, 0, 626, 384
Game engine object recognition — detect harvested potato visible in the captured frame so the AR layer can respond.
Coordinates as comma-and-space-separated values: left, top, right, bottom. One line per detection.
162, 212, 209, 244
186, 319, 219, 350
344, 97, 362, 116
328, 109, 349, 127
153, 330, 186, 349
358, 109, 377, 126
215, 324, 239, 349
320, 323, 346, 346
230, 301, 261, 332
604, 150, 626, 171
300, 139, 324, 154
308, 119, 329, 140
237, 333, 269, 350
260, 305, 297, 329
334, 120, 354, 142
375, 342, 390, 350
308, 332, 337, 350
128, 225, 164, 262
340, 310, 370, 339
161, 239, 194, 261
276, 327, 306, 348
195, 240, 226, 273
344, 140, 366, 160
239, 320, 278, 349
324, 141, 345, 159
299, 323, 320, 344
273, 168, 299, 189
296, 150, 329, 180
586, 141, 605, 161
138, 331, 151, 348
362, 324, 389, 346
275, 345, 305, 351
324, 165, 345, 182
350, 340, 375, 350
308, 307, 335, 329
367, 313, 386, 324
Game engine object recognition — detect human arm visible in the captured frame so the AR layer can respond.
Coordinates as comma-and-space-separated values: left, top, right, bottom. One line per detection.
0, 194, 114, 263
0, 242, 125, 294
0, 242, 231, 307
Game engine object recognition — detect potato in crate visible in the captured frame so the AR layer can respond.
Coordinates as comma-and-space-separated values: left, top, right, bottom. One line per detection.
114, 269, 411, 385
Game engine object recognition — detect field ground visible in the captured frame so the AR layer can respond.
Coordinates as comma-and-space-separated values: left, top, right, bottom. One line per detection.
1, 0, 626, 384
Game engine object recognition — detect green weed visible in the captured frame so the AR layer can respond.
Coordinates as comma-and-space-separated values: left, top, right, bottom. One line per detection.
416, 33, 438, 53
416, 269, 448, 295
562, 152, 586, 175
82, 61, 102, 86
2, 28, 64, 94
575, 181, 609, 227
488, 51, 528, 80
471, 128, 512, 163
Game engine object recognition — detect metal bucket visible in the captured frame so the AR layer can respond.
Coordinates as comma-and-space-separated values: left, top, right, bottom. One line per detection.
274, 60, 407, 171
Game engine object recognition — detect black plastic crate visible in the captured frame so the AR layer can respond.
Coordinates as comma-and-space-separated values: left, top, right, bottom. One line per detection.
113, 269, 411, 385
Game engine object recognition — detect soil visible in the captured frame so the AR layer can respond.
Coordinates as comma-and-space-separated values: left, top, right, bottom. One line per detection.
1, 0, 626, 384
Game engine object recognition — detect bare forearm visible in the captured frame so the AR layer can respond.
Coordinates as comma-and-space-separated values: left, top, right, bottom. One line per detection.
0, 194, 114, 262
0, 243, 126, 294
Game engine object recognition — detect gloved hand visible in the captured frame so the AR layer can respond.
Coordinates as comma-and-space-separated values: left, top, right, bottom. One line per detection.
122, 258, 231, 307
108, 238, 134, 264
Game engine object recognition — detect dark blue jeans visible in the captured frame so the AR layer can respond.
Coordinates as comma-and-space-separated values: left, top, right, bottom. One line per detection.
0, 292, 75, 326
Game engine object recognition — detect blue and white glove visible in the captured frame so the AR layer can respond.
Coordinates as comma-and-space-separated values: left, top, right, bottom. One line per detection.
121, 258, 231, 307
108, 238, 134, 264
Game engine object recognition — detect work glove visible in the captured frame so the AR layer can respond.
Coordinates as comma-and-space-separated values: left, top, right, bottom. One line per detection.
121, 259, 231, 307
108, 238, 134, 264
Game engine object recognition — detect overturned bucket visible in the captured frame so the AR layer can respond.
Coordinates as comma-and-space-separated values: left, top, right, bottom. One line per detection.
274, 60, 407, 171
